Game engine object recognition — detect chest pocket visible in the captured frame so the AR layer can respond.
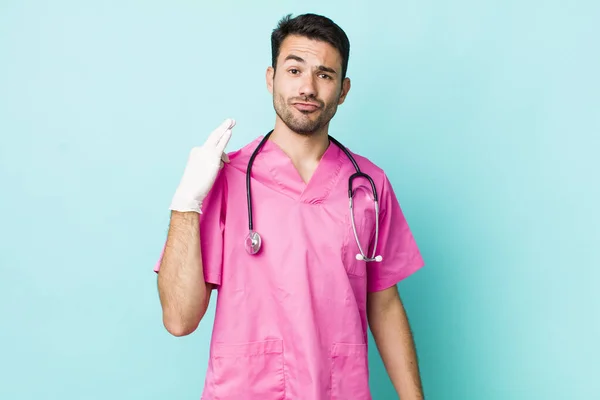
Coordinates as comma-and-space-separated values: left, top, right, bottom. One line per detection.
342, 184, 377, 277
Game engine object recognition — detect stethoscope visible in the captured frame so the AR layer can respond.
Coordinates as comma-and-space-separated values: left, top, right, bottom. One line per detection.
244, 130, 383, 263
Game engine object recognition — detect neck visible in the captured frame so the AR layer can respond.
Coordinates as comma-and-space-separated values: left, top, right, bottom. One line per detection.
269, 118, 330, 164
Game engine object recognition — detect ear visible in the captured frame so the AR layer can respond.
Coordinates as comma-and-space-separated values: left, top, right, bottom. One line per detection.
337, 77, 351, 105
266, 66, 275, 94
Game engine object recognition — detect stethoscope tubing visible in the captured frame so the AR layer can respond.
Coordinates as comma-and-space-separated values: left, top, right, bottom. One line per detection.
245, 130, 381, 261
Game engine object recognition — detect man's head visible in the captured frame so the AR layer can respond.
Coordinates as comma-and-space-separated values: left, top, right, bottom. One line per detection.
267, 13, 351, 135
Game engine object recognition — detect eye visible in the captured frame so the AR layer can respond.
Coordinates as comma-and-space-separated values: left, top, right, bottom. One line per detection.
288, 68, 300, 75
318, 74, 332, 80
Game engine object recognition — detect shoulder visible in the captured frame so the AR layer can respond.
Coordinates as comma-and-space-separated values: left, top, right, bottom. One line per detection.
340, 145, 401, 209
343, 145, 388, 183
222, 136, 263, 175
206, 138, 259, 209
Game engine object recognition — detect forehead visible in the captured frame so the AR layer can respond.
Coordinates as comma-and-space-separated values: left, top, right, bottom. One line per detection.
277, 35, 342, 67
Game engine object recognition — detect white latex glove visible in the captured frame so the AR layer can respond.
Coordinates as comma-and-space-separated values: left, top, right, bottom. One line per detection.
169, 118, 235, 213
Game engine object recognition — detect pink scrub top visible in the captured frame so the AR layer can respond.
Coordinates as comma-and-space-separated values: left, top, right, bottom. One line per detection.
155, 136, 424, 400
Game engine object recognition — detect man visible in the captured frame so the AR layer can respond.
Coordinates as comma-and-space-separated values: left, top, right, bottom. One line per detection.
155, 13, 425, 400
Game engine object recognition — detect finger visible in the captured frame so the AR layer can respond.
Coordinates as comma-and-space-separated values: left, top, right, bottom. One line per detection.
215, 126, 232, 154
207, 118, 235, 146
221, 152, 230, 163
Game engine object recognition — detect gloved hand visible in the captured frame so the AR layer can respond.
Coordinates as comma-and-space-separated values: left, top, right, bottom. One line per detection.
169, 118, 235, 213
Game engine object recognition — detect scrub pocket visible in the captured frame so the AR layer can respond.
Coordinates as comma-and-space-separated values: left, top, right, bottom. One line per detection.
330, 343, 371, 400
211, 339, 286, 400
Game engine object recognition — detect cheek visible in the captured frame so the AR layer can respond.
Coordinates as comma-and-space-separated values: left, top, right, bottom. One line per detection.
324, 89, 342, 106
322, 82, 342, 99
273, 78, 291, 98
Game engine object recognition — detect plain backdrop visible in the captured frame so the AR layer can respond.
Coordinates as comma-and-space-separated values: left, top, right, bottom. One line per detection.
1, 1, 598, 399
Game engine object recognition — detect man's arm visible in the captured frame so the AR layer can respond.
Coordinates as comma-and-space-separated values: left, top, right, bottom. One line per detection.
367, 285, 423, 399
157, 211, 213, 337
155, 119, 235, 336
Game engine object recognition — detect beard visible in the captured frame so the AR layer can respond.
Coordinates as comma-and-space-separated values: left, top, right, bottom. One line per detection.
273, 91, 339, 135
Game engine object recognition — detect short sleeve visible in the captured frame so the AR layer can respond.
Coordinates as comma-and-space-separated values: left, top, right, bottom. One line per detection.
153, 170, 226, 287
367, 173, 424, 292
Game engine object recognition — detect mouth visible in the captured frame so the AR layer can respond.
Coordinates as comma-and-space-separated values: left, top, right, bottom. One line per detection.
292, 102, 320, 112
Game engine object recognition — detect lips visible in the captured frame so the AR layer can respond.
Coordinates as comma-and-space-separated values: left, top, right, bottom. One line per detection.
293, 102, 320, 112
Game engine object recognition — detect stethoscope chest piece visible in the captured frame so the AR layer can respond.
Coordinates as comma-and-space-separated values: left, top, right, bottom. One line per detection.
245, 230, 262, 255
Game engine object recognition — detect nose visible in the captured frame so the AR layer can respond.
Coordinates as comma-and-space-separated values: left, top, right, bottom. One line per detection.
298, 74, 317, 98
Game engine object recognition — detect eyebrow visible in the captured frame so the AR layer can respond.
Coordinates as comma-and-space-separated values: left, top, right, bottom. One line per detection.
284, 54, 338, 75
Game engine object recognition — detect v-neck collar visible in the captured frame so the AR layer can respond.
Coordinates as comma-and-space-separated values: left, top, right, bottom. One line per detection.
260, 137, 345, 204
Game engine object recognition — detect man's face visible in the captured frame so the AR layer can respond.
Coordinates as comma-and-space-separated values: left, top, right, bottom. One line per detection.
267, 35, 350, 135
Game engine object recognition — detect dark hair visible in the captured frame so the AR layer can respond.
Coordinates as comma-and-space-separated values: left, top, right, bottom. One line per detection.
271, 13, 350, 80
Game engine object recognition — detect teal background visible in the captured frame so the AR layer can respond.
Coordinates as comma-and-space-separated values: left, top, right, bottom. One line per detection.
1, 0, 598, 399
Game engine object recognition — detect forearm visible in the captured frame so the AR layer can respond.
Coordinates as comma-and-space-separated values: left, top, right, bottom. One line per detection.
157, 211, 209, 336
369, 297, 423, 399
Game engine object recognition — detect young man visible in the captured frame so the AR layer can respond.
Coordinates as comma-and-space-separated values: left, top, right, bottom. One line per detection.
155, 13, 425, 400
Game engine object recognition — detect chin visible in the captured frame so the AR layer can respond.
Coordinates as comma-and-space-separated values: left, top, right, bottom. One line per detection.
275, 106, 326, 135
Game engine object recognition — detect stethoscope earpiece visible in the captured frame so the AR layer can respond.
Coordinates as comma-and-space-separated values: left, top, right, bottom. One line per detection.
356, 254, 383, 262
